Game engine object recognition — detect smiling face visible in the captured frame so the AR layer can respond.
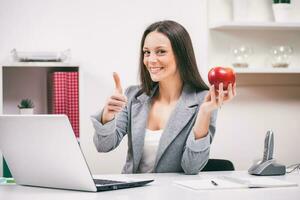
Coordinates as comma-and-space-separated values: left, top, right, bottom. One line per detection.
143, 31, 179, 83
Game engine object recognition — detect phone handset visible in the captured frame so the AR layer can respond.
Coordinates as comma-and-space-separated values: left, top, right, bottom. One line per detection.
262, 130, 274, 162
248, 130, 285, 175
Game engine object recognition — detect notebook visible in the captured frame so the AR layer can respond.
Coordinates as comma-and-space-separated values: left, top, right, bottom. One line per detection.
174, 175, 298, 190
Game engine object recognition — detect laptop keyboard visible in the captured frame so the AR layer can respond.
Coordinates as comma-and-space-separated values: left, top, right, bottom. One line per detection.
94, 179, 126, 185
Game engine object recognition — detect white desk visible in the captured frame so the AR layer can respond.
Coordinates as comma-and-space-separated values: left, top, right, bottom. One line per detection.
0, 171, 299, 200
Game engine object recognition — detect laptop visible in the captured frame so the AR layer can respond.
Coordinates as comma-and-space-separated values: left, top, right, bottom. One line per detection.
0, 115, 153, 192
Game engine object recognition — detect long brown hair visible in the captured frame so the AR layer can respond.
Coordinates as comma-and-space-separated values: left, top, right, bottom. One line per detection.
139, 20, 208, 95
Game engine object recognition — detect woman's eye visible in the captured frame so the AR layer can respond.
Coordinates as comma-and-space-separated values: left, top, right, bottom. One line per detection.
143, 51, 150, 56
157, 50, 166, 55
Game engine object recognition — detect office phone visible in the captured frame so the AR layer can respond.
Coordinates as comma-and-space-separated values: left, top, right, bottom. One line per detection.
248, 130, 286, 176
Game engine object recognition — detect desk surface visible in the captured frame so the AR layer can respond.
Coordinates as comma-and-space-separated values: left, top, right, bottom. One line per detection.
0, 171, 299, 200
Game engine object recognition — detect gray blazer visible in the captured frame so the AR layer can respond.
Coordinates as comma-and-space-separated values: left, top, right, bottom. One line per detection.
91, 84, 218, 175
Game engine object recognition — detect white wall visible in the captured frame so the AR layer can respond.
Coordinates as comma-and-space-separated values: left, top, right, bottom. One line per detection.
3, 68, 48, 114
211, 86, 300, 170
0, 0, 299, 175
0, 66, 2, 176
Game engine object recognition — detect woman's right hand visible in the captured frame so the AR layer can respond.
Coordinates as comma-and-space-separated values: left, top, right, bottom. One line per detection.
101, 72, 127, 124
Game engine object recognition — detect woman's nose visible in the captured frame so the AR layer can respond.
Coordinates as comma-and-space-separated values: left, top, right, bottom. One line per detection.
148, 53, 158, 63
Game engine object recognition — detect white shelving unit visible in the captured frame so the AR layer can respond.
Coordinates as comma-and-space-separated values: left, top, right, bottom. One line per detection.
0, 62, 80, 177
0, 62, 79, 114
210, 22, 300, 30
205, 0, 300, 86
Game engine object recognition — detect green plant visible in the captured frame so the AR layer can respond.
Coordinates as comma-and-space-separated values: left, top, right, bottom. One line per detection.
17, 98, 34, 109
273, 0, 291, 3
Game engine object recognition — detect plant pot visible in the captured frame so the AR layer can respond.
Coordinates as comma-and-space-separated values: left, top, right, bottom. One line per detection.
272, 3, 292, 22
19, 108, 34, 115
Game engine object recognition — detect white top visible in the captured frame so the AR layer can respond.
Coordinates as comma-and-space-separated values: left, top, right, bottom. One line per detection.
137, 129, 163, 173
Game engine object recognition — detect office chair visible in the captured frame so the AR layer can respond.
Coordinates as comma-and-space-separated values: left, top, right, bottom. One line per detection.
202, 159, 235, 171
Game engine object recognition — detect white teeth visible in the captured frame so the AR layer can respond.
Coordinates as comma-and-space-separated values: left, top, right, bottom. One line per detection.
149, 67, 163, 74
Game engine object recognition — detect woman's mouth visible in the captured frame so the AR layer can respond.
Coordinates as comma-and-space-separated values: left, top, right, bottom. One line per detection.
149, 67, 164, 74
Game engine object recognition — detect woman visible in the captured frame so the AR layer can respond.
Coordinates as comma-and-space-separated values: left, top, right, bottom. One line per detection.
91, 20, 236, 174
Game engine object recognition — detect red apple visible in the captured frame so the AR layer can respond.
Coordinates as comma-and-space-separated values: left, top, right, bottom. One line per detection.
208, 67, 236, 90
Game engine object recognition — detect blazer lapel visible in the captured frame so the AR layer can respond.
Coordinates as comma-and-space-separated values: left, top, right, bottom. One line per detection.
153, 84, 200, 170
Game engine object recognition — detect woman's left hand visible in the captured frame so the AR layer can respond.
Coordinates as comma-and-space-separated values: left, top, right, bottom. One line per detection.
193, 83, 236, 139
200, 82, 236, 114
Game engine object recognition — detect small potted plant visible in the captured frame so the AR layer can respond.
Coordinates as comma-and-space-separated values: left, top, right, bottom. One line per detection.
272, 0, 292, 22
18, 98, 35, 114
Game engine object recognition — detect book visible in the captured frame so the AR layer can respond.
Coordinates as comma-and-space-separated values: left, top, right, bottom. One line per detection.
174, 175, 298, 190
3, 157, 12, 178
52, 72, 67, 114
50, 72, 79, 137
66, 72, 79, 137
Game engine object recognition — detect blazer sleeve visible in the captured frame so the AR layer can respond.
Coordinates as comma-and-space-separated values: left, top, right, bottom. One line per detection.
181, 109, 218, 175
91, 87, 133, 153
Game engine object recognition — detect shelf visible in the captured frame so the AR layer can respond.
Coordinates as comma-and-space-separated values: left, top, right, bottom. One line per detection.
234, 68, 300, 74
235, 69, 300, 86
209, 22, 300, 30
2, 62, 79, 67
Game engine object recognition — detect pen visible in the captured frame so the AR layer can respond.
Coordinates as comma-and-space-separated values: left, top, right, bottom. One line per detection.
211, 180, 218, 186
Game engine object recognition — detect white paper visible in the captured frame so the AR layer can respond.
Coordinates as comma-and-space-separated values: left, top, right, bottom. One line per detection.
174, 176, 298, 190
174, 178, 246, 190
221, 176, 298, 188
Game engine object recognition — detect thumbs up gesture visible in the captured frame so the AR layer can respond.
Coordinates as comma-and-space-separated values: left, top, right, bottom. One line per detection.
101, 72, 128, 124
